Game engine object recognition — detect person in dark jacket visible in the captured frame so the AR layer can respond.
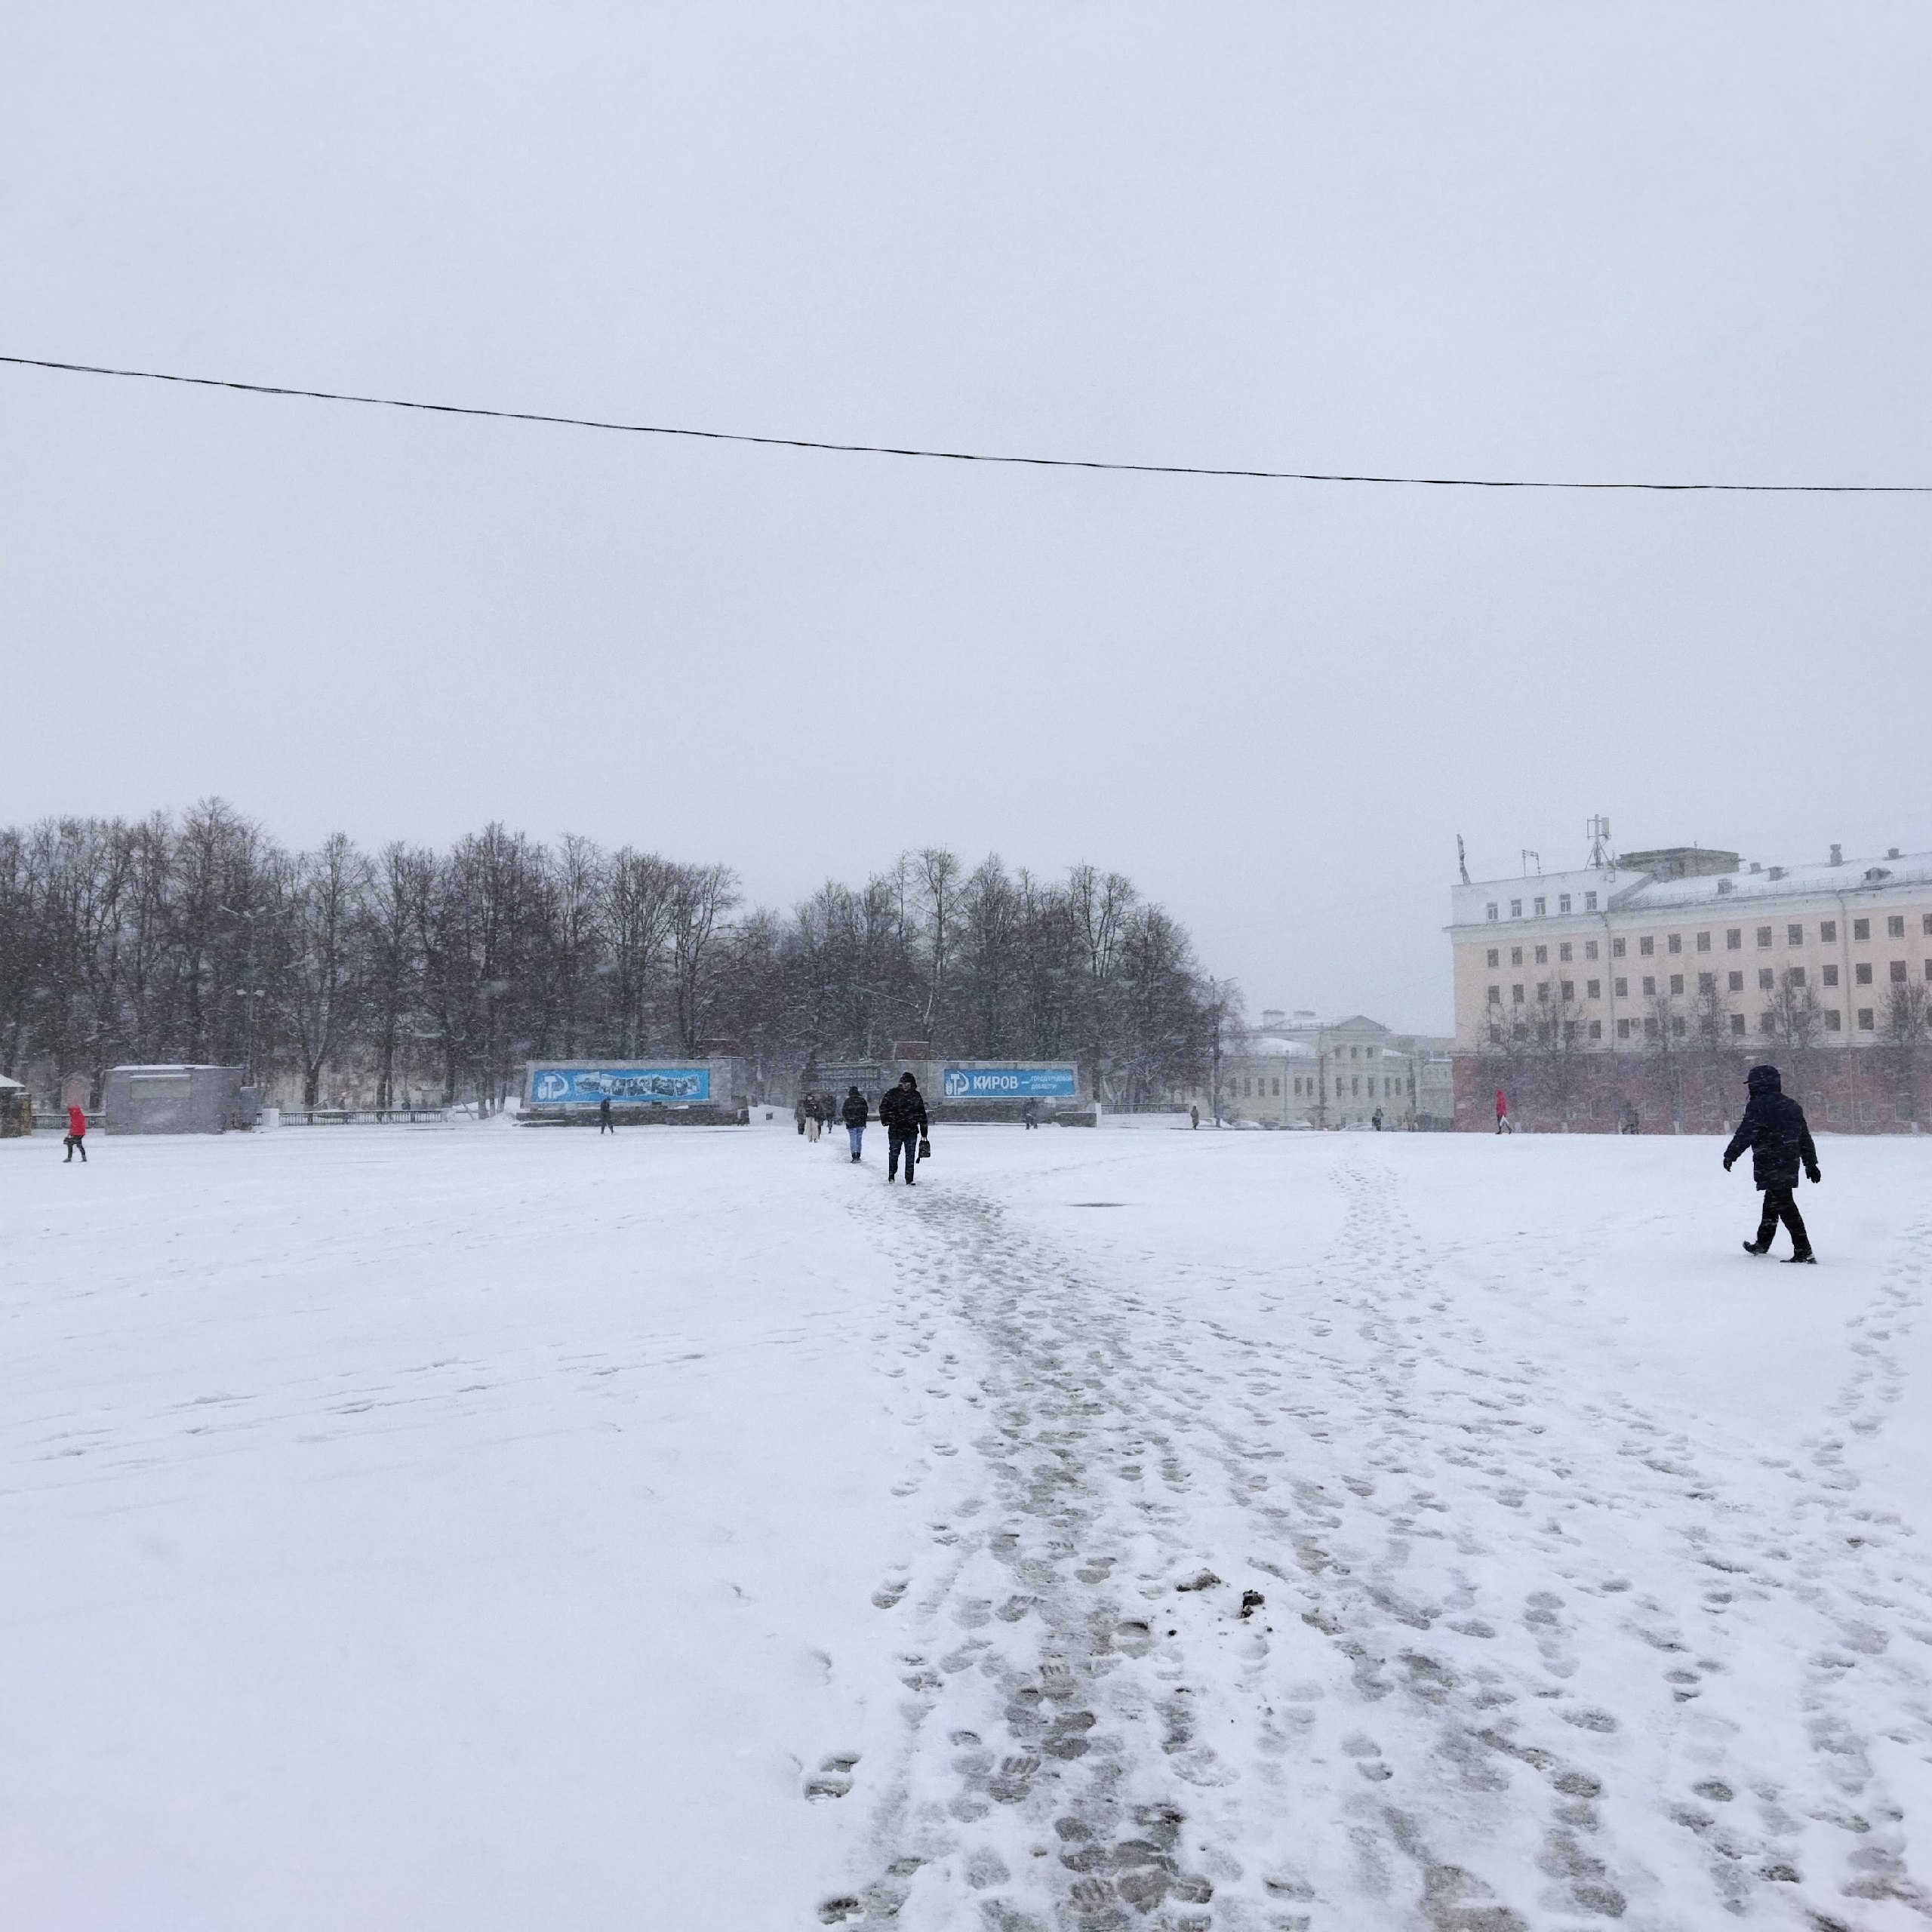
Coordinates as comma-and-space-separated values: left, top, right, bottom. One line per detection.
878, 1072, 928, 1185
1022, 1098, 1039, 1130
1724, 1063, 1821, 1263
841, 1085, 869, 1161
64, 1102, 88, 1162
598, 1095, 614, 1134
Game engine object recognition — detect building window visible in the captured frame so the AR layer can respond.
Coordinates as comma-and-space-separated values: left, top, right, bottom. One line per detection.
1672, 1017, 1686, 1037
1612, 938, 1626, 958
1859, 1008, 1875, 1030
1585, 940, 1599, 960
1758, 968, 1774, 990
1558, 894, 1572, 914
1640, 936, 1655, 956
1924, 914, 1932, 937
1510, 899, 1523, 918
1756, 926, 1773, 949
1642, 976, 1657, 996
1561, 980, 1575, 1001
1696, 931, 1711, 952
1537, 981, 1552, 1002
1589, 1020, 1602, 1040
1824, 1010, 1841, 1031
1730, 1014, 1746, 1036
1728, 971, 1744, 992
1511, 947, 1524, 967
1486, 948, 1500, 968
1487, 986, 1501, 1004
1614, 977, 1629, 998
1587, 979, 1601, 998
1889, 915, 1906, 939
1926, 961, 1932, 983
1558, 941, 1573, 962
1821, 919, 1837, 942
1760, 1013, 1775, 1034
1892, 961, 1909, 983
1726, 928, 1741, 949
1272, 1077, 1281, 1096
1788, 924, 1803, 946
1789, 967, 1807, 987
1698, 972, 1715, 994
1350, 1046, 1359, 1059
1534, 945, 1549, 964
1243, 1078, 1252, 1097
1644, 1017, 1660, 1038
1667, 934, 1682, 955
1856, 963, 1873, 986
1585, 891, 1598, 912
1854, 918, 1870, 941
1617, 1019, 1632, 1040
1534, 897, 1546, 916
1669, 974, 1684, 994
1823, 964, 1839, 986
1486, 903, 1498, 921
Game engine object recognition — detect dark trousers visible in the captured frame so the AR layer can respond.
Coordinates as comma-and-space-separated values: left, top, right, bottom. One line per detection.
64, 1134, 86, 1162
888, 1131, 918, 1183
599, 1115, 614, 1134
1755, 1186, 1810, 1255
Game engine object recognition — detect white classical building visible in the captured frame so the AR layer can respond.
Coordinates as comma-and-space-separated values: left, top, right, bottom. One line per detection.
1184, 1010, 1451, 1128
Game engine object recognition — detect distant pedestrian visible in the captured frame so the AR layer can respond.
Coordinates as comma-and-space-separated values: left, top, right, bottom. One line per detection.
1725, 1064, 1820, 1263
1371, 1106, 1384, 1132
1494, 1088, 1510, 1134
63, 1102, 88, 1163
1189, 1104, 1200, 1130
806, 1102, 822, 1143
878, 1072, 929, 1186
795, 1097, 807, 1137
598, 1096, 614, 1134
1022, 1097, 1039, 1130
1620, 1103, 1641, 1135
841, 1085, 868, 1161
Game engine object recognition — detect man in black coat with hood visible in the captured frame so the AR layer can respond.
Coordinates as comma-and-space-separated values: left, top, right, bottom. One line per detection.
1723, 1063, 1821, 1263
878, 1072, 928, 1186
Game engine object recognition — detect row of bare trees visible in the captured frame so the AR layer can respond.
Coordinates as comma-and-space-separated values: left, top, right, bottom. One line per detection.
0, 803, 1220, 1109
1475, 976, 1932, 1131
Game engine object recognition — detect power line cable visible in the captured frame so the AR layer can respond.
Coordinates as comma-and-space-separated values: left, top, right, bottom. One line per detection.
3, 352, 1927, 494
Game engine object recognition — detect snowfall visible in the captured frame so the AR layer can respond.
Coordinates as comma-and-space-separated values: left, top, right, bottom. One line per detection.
3, 1115, 1929, 1932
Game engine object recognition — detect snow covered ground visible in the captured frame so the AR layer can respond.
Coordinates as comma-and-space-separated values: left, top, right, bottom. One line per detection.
3, 1117, 1929, 1930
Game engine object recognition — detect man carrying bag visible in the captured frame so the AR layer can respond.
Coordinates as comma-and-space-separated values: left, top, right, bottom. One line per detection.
878, 1072, 930, 1187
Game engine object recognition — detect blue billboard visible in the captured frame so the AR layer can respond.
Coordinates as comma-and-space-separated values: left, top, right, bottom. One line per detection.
941, 1065, 1078, 1100
529, 1066, 711, 1106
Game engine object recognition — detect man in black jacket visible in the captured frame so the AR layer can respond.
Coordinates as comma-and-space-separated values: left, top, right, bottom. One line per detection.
1723, 1064, 1821, 1263
841, 1085, 869, 1162
878, 1072, 928, 1186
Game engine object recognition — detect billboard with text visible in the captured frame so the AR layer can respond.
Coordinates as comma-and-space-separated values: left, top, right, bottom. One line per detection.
941, 1066, 1078, 1100
528, 1066, 712, 1106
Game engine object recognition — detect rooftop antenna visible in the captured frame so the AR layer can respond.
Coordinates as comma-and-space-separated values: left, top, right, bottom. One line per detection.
1586, 814, 1613, 869
1456, 833, 1470, 885
1521, 848, 1541, 877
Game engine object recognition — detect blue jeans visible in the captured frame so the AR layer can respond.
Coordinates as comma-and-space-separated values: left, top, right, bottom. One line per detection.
848, 1125, 864, 1155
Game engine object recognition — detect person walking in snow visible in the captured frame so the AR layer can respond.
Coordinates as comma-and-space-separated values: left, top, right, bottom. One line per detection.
841, 1085, 868, 1162
1494, 1088, 1512, 1134
598, 1095, 614, 1134
878, 1072, 928, 1186
1724, 1063, 1821, 1263
63, 1101, 88, 1163
1371, 1106, 1384, 1132
1022, 1097, 1039, 1130
1189, 1104, 1200, 1130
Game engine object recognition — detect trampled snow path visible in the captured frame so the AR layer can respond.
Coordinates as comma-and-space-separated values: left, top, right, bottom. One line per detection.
5, 1123, 1930, 1930
827, 1147, 1932, 1930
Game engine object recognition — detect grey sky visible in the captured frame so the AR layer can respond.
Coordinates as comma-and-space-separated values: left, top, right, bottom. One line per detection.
5, 3, 1928, 1031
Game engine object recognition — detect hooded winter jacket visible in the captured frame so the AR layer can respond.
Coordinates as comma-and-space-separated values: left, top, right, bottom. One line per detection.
841, 1089, 869, 1130
1723, 1066, 1820, 1190
878, 1081, 928, 1138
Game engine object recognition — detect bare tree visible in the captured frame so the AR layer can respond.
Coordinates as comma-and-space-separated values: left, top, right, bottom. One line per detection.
287, 834, 372, 1106
667, 863, 740, 1054
1883, 980, 1931, 1128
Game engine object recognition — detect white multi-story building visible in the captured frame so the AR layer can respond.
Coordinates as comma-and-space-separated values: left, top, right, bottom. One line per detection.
1183, 1010, 1451, 1128
1447, 837, 1932, 1130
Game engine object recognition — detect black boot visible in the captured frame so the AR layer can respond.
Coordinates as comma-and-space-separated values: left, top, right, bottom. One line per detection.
1784, 1251, 1817, 1265
1742, 1241, 1768, 1256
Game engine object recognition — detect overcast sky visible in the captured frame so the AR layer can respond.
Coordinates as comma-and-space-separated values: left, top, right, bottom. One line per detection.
5, 4, 1928, 1031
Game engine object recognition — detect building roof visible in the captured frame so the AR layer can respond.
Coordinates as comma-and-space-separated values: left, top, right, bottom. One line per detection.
1622, 851, 1932, 911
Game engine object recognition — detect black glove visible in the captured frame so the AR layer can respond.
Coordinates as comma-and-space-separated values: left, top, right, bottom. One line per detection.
1807, 1164, 1821, 1184
1722, 1154, 1734, 1171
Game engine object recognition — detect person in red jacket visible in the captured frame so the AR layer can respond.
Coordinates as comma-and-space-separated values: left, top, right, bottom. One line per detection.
1494, 1088, 1513, 1135
64, 1102, 88, 1163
